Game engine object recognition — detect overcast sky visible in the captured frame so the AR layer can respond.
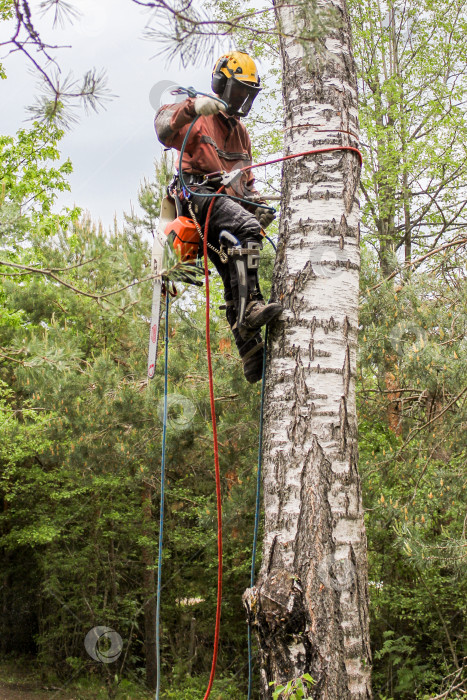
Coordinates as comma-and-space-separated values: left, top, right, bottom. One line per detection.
1, 0, 211, 230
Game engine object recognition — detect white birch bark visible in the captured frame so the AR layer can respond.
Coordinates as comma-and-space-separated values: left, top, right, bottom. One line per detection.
243, 1, 372, 697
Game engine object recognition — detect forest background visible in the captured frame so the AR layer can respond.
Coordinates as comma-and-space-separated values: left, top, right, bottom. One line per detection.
0, 0, 466, 699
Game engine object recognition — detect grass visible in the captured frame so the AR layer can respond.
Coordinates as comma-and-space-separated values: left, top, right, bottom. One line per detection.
0, 658, 246, 699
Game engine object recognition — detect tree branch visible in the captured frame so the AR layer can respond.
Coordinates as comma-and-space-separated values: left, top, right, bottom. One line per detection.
0, 259, 157, 302
367, 236, 467, 292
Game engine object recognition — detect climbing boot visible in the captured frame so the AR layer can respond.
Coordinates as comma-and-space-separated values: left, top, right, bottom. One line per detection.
239, 334, 264, 383
219, 229, 282, 346
225, 298, 264, 383
239, 298, 283, 340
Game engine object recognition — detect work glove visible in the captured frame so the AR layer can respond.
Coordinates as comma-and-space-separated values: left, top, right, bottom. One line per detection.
194, 96, 222, 116
255, 206, 275, 229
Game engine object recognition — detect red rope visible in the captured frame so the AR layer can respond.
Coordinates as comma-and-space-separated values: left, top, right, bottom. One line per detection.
205, 144, 363, 181
202, 187, 225, 700
247, 145, 363, 170
283, 125, 360, 140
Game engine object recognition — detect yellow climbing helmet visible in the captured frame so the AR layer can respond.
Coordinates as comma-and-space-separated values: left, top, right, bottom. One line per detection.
211, 51, 262, 117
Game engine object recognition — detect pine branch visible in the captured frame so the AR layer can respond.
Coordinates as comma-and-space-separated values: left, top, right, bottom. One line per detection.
2, 0, 110, 123
370, 386, 467, 472
0, 259, 158, 302
0, 255, 202, 301
132, 0, 330, 66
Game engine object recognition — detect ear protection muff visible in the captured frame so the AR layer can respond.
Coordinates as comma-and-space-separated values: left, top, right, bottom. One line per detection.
211, 57, 230, 95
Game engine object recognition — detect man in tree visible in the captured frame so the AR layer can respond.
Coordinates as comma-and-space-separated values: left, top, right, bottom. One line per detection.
154, 51, 282, 383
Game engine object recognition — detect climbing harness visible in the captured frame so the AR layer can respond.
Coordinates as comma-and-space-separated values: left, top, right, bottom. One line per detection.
149, 85, 363, 699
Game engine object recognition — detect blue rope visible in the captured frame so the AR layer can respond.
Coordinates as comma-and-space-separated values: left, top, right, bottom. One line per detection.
248, 237, 277, 699
247, 325, 268, 700
156, 293, 170, 700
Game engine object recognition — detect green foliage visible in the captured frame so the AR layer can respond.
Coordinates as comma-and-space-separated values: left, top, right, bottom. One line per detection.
358, 245, 466, 698
134, 152, 175, 237
349, 0, 467, 274
0, 0, 13, 19
161, 666, 244, 698
0, 121, 77, 238
373, 632, 430, 697
269, 673, 315, 700
162, 236, 205, 285
0, 136, 266, 694
351, 4, 467, 693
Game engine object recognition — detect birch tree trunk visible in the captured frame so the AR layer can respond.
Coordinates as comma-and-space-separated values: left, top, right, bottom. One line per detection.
243, 1, 372, 697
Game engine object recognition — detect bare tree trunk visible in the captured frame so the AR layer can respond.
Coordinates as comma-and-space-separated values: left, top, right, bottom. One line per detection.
244, 1, 372, 697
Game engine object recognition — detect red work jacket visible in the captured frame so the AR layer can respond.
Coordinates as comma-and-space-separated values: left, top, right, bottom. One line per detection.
154, 97, 263, 207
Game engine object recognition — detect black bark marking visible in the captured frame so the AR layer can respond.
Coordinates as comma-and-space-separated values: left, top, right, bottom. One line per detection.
309, 365, 343, 375
342, 152, 361, 214
339, 214, 349, 236
287, 219, 359, 239
339, 397, 348, 455
343, 316, 350, 339
288, 348, 310, 444
290, 260, 317, 298
343, 345, 351, 397
314, 349, 331, 358
267, 535, 278, 575
309, 338, 315, 363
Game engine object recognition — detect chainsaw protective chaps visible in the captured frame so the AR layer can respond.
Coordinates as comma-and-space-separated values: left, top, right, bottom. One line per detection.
179, 185, 266, 382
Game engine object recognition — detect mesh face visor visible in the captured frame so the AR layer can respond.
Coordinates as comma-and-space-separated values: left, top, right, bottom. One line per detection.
223, 75, 262, 117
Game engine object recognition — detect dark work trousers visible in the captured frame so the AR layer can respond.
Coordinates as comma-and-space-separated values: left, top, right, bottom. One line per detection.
180, 185, 265, 382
